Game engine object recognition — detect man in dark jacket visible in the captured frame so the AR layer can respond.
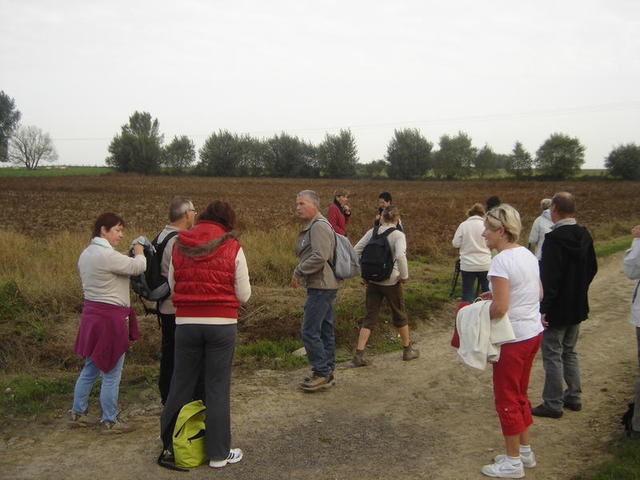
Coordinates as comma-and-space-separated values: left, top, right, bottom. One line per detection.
532, 192, 597, 418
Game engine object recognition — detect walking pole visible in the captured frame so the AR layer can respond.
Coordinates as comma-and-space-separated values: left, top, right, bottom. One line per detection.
449, 259, 460, 298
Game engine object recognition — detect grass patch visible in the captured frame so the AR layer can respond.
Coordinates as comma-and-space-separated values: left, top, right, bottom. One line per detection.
0, 166, 113, 177
595, 236, 633, 257
0, 375, 74, 417
236, 339, 308, 369
577, 436, 640, 480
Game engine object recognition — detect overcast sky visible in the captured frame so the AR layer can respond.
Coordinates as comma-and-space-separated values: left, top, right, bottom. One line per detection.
1, 0, 639, 168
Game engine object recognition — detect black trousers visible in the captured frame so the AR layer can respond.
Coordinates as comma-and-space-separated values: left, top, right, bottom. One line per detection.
159, 313, 176, 405
160, 323, 237, 461
159, 313, 205, 405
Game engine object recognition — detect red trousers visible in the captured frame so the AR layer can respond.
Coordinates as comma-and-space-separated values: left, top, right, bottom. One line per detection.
492, 333, 542, 436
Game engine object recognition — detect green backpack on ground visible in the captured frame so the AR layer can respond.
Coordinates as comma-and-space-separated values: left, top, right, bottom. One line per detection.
174, 400, 207, 468
158, 400, 207, 471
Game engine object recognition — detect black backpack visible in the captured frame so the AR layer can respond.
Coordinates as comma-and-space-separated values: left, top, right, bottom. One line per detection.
131, 231, 178, 314
360, 226, 397, 282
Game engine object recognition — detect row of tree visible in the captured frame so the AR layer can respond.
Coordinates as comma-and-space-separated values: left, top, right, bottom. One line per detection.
1, 96, 639, 180
0, 91, 58, 169
106, 111, 640, 180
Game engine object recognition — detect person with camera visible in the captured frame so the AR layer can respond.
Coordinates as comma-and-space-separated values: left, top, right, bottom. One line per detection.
71, 212, 146, 433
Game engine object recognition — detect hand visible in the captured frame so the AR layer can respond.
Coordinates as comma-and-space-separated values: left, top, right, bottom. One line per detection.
290, 276, 300, 288
479, 291, 493, 300
632, 225, 640, 238
541, 313, 549, 328
133, 244, 144, 256
398, 277, 408, 283
343, 205, 351, 214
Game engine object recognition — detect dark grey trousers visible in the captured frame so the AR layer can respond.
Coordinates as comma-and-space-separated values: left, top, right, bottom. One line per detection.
160, 323, 237, 461
634, 327, 640, 431
541, 323, 582, 411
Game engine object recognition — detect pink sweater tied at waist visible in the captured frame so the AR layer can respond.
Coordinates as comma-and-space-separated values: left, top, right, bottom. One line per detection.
73, 299, 140, 372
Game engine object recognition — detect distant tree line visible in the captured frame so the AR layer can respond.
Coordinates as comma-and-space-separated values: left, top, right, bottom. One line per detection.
2, 97, 638, 180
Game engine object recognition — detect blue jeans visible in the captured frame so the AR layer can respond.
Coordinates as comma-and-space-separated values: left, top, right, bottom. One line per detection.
541, 324, 581, 412
302, 288, 337, 377
71, 354, 125, 422
461, 270, 489, 303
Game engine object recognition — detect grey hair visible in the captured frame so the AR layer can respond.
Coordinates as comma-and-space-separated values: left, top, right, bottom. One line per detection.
169, 196, 194, 222
297, 190, 320, 207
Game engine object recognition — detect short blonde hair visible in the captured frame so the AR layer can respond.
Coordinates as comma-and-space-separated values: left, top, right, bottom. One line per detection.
485, 204, 522, 243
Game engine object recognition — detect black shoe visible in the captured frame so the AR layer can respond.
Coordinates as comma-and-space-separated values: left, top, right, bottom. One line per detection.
564, 401, 582, 412
531, 403, 563, 418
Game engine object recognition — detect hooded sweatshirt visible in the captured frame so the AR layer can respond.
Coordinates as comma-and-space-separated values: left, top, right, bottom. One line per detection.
528, 209, 553, 260
540, 219, 597, 327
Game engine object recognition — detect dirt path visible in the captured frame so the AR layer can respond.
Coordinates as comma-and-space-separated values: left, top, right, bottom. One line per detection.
1, 251, 637, 480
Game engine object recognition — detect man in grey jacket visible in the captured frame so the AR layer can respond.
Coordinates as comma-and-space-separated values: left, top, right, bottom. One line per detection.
155, 196, 197, 404
292, 190, 338, 392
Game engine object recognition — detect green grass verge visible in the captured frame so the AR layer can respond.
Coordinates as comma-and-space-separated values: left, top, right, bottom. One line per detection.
578, 436, 640, 480
595, 236, 633, 257
0, 375, 75, 417
0, 166, 113, 177
236, 338, 308, 369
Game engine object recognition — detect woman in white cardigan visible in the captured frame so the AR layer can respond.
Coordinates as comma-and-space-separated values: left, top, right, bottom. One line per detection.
452, 202, 492, 302
478, 204, 544, 479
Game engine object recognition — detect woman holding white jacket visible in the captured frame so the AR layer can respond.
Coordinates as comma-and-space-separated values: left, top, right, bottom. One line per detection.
478, 204, 544, 479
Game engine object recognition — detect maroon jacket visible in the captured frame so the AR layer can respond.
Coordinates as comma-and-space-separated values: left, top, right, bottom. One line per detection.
73, 300, 139, 372
171, 220, 241, 318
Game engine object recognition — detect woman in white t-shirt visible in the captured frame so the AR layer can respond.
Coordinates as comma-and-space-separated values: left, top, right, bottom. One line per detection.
477, 204, 544, 479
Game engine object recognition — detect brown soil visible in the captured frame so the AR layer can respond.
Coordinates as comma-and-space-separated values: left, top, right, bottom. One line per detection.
0, 251, 636, 480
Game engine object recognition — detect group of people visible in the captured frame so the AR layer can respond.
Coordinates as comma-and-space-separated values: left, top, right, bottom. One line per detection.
67, 187, 640, 478
451, 192, 598, 478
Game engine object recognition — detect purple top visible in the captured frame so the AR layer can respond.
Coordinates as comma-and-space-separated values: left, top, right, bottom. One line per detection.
73, 299, 140, 372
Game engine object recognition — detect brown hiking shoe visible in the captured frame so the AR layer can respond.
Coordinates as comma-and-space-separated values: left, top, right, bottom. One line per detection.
299, 374, 335, 393
100, 419, 135, 434
68, 411, 98, 428
402, 345, 420, 361
352, 351, 371, 367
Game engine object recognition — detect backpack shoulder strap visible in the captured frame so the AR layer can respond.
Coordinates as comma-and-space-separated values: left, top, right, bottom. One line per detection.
379, 226, 397, 238
154, 230, 179, 257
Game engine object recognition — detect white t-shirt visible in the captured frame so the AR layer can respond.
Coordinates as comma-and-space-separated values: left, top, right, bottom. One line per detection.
488, 246, 543, 342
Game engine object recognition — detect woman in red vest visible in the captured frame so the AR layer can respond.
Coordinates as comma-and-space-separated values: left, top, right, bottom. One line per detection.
160, 201, 251, 469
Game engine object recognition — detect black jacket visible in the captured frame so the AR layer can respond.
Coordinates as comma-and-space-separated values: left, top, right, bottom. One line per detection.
540, 222, 597, 327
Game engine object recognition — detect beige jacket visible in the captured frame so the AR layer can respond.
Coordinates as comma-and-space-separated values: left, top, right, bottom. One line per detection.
294, 213, 339, 290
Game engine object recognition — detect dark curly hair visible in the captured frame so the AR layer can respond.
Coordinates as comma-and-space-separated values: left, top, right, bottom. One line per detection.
198, 201, 236, 230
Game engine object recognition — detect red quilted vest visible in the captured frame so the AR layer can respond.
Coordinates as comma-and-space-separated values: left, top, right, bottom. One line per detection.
171, 221, 241, 318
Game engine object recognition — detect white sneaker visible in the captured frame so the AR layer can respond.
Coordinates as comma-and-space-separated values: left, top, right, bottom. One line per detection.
481, 456, 524, 478
209, 448, 243, 468
494, 451, 536, 468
